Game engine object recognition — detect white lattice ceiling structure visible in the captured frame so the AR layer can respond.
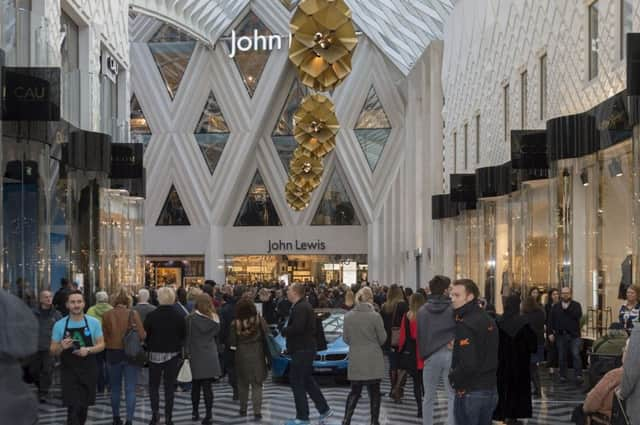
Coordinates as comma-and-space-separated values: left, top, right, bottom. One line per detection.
128, 0, 453, 75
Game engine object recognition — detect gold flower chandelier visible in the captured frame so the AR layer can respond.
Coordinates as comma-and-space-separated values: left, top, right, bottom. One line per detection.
285, 0, 358, 211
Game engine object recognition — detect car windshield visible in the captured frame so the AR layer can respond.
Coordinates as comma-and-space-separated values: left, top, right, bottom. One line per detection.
322, 313, 343, 343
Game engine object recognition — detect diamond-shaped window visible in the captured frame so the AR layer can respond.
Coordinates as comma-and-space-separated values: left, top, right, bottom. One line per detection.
130, 95, 151, 145
312, 169, 361, 226
157, 185, 190, 226
194, 92, 230, 175
148, 23, 197, 100
272, 80, 308, 172
354, 86, 392, 171
280, 0, 302, 10
234, 171, 282, 226
227, 12, 273, 97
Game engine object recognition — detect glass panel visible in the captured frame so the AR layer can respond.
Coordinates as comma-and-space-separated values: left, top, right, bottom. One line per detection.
521, 71, 527, 128
522, 181, 554, 296
60, 11, 79, 72
455, 213, 468, 280
234, 172, 281, 226
312, 170, 361, 226
195, 92, 230, 174
355, 86, 392, 171
130, 95, 151, 145
482, 202, 497, 305
227, 12, 272, 97
148, 23, 197, 100
622, 0, 633, 59
589, 1, 599, 79
272, 80, 307, 171
540, 54, 547, 120
508, 191, 524, 293
280, 0, 302, 10
157, 185, 190, 226
598, 144, 633, 330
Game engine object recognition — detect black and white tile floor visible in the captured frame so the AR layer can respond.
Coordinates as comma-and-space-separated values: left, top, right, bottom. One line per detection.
38, 371, 583, 425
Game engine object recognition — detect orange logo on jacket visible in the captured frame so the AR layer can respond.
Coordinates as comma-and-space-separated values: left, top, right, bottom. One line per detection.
459, 338, 471, 347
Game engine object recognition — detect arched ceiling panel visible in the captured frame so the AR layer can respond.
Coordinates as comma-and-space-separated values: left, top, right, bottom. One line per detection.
128, 0, 452, 75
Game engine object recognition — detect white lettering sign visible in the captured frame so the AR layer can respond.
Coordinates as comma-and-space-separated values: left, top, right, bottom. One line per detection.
228, 29, 292, 58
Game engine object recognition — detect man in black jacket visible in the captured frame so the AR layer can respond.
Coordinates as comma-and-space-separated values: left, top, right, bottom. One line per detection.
30, 290, 62, 402
282, 283, 332, 425
449, 279, 499, 425
549, 287, 583, 384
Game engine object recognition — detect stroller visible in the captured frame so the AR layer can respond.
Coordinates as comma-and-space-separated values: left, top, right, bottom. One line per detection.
586, 323, 627, 390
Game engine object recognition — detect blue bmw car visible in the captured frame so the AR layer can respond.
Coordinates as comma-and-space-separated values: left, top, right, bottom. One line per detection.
271, 309, 349, 382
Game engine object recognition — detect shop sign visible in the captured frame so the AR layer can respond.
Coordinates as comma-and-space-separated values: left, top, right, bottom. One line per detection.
268, 239, 327, 253
110, 143, 144, 179
1, 67, 61, 121
228, 29, 291, 58
101, 52, 119, 83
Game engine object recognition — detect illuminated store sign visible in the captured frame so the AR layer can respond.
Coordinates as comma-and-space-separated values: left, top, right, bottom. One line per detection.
228, 29, 291, 58
267, 239, 327, 253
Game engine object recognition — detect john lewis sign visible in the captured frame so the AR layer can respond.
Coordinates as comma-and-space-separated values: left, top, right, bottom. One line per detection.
268, 239, 327, 253
228, 29, 291, 58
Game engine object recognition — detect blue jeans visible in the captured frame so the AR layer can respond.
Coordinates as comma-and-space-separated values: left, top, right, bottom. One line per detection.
454, 389, 498, 425
108, 360, 139, 421
422, 346, 456, 425
289, 350, 330, 421
556, 334, 582, 379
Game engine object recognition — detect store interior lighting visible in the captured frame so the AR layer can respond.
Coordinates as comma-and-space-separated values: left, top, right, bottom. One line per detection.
580, 169, 589, 186
608, 158, 623, 177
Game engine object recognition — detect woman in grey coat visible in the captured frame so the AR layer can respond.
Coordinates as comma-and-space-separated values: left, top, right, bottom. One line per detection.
186, 294, 221, 425
342, 287, 387, 425
229, 298, 269, 421
620, 322, 640, 424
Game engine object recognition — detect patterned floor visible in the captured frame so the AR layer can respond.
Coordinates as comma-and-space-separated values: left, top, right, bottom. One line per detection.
38, 370, 584, 424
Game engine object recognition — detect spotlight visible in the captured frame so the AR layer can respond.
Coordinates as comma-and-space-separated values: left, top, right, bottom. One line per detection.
580, 169, 589, 187
608, 158, 623, 177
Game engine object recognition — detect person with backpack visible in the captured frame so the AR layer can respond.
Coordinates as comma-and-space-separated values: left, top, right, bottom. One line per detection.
102, 290, 146, 425
282, 283, 333, 425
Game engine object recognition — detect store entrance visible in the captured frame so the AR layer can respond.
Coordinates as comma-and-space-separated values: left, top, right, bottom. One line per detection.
224, 254, 368, 286
144, 256, 205, 288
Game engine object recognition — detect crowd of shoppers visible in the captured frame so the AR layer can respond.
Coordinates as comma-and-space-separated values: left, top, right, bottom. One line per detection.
5, 274, 640, 425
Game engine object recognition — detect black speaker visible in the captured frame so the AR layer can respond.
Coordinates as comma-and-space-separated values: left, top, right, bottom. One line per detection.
627, 33, 640, 96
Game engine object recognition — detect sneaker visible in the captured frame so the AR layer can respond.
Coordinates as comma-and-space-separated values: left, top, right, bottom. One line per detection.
319, 408, 334, 420
284, 420, 310, 425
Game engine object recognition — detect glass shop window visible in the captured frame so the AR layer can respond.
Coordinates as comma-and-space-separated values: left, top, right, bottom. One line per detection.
148, 23, 196, 100
589, 1, 600, 80
312, 169, 361, 226
235, 172, 282, 226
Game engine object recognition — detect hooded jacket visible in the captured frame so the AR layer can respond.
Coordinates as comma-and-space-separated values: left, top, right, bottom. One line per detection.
86, 302, 113, 325
186, 312, 221, 379
449, 300, 499, 393
417, 295, 456, 360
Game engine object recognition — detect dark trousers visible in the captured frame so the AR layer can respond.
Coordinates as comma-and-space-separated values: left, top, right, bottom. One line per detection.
28, 350, 54, 397
192, 378, 214, 418
454, 389, 498, 425
224, 349, 238, 396
290, 350, 329, 421
66, 405, 88, 425
343, 380, 381, 424
149, 356, 180, 421
96, 351, 108, 393
556, 334, 583, 379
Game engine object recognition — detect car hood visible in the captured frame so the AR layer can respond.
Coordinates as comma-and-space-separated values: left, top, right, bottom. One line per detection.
274, 335, 348, 355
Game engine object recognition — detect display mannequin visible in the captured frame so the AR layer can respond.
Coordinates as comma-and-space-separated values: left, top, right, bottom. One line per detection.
619, 255, 632, 300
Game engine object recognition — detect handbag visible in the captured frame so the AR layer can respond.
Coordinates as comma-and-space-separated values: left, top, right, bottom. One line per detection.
259, 317, 275, 370
611, 392, 631, 425
123, 310, 146, 366
177, 359, 192, 383
390, 305, 401, 347
398, 315, 417, 372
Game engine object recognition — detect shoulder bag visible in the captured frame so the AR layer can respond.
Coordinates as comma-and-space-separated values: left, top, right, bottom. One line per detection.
177, 316, 193, 383
123, 310, 146, 366
398, 315, 417, 372
390, 305, 401, 348
611, 392, 631, 425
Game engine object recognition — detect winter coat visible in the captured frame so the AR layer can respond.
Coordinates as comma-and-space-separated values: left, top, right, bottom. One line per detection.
399, 313, 424, 370
0, 289, 38, 425
417, 295, 456, 359
282, 299, 316, 353
33, 306, 62, 351
524, 308, 546, 346
449, 300, 499, 393
86, 302, 113, 325
229, 316, 269, 384
620, 323, 640, 425
185, 313, 222, 380
343, 303, 387, 381
380, 301, 408, 350
493, 318, 538, 421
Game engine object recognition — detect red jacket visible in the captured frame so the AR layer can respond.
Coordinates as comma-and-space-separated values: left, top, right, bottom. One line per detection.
399, 313, 424, 370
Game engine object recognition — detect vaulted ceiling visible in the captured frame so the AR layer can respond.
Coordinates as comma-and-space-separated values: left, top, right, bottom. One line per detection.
128, 0, 453, 75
